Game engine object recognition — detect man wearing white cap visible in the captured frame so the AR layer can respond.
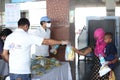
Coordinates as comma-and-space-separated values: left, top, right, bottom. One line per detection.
30, 16, 52, 57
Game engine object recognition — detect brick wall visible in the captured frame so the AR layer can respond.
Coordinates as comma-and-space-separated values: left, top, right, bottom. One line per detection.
47, 0, 69, 27
46, 0, 70, 61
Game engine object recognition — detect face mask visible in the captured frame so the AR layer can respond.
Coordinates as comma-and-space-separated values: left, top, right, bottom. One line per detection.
46, 23, 51, 28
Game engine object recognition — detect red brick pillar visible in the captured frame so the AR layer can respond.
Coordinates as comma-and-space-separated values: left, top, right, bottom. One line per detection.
47, 0, 69, 28
47, 1, 76, 80
47, 0, 70, 61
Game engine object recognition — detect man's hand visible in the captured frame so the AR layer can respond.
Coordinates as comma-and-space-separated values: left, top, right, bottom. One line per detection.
61, 41, 70, 45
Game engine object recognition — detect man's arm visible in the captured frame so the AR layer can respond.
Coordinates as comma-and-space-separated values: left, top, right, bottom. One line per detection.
1, 49, 9, 62
42, 39, 68, 45
108, 54, 118, 65
83, 47, 92, 56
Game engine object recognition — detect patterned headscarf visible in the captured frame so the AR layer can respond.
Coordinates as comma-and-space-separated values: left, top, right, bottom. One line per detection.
94, 28, 106, 57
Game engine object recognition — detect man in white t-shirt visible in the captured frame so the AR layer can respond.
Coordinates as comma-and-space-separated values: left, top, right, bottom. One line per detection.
30, 16, 52, 57
2, 18, 69, 80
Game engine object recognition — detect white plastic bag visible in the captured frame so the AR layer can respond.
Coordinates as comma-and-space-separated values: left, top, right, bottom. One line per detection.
5, 76, 10, 80
65, 44, 75, 61
99, 65, 111, 77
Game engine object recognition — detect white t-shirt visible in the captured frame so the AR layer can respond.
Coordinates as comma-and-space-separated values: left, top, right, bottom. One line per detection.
29, 27, 50, 56
3, 28, 43, 74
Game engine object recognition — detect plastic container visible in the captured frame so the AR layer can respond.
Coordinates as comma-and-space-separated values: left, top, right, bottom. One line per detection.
99, 54, 105, 66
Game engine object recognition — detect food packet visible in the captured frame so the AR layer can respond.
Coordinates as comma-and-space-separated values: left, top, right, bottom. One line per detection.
65, 44, 75, 61
99, 65, 111, 77
50, 45, 60, 55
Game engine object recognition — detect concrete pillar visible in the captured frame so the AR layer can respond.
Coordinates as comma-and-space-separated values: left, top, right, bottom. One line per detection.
105, 0, 116, 16
0, 0, 10, 25
69, 1, 76, 80
0, 0, 4, 26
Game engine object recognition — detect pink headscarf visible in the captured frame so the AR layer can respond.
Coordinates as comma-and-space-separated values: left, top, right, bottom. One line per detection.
94, 28, 106, 57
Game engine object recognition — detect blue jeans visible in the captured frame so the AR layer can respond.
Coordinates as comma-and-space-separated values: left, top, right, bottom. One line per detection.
9, 73, 31, 80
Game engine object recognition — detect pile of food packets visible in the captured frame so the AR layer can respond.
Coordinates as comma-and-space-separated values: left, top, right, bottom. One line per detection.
31, 56, 61, 76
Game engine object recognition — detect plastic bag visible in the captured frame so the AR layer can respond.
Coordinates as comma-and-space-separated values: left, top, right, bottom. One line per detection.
65, 44, 75, 61
99, 65, 111, 77
50, 45, 60, 54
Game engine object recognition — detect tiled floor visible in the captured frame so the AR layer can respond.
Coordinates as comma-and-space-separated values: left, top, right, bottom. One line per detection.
78, 59, 120, 80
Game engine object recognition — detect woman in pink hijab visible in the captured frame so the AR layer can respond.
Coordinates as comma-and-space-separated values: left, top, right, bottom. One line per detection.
79, 28, 109, 80
94, 28, 106, 57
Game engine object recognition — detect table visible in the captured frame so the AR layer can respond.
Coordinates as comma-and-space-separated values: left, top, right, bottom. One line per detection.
0, 59, 9, 76
32, 62, 72, 80
1, 61, 72, 80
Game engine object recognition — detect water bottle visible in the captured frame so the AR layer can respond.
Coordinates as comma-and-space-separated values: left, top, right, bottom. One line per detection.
99, 54, 105, 66
50, 45, 60, 54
